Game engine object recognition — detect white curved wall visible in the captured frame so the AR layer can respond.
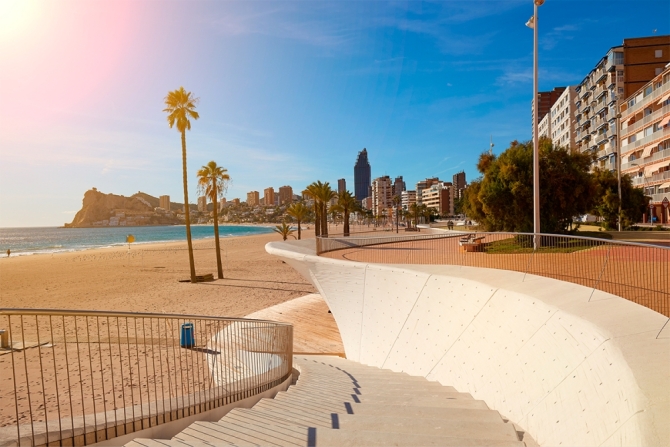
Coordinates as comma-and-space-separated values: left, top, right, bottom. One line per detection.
266, 240, 670, 447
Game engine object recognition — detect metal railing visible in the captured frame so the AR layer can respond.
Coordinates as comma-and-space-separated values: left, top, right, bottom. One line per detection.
316, 232, 670, 317
0, 310, 293, 446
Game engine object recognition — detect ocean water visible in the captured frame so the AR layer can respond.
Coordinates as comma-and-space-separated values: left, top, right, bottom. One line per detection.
0, 225, 274, 257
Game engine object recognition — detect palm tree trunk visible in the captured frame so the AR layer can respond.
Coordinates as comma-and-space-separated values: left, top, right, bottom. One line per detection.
314, 202, 321, 237
297, 218, 302, 240
321, 202, 328, 237
344, 209, 350, 236
212, 185, 223, 279
181, 131, 196, 283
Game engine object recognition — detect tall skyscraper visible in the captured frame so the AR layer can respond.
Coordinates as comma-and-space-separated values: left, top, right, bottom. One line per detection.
354, 148, 371, 202
337, 178, 346, 194
278, 186, 293, 205
247, 191, 259, 206
159, 195, 170, 211
197, 196, 207, 212
372, 176, 392, 217
452, 171, 466, 199
392, 176, 406, 198
263, 187, 275, 207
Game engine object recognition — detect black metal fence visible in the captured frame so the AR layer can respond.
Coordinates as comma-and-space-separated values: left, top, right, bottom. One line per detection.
0, 309, 293, 446
317, 232, 670, 317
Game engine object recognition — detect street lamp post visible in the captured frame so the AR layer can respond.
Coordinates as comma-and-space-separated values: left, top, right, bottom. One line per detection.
527, 0, 545, 248
615, 110, 623, 231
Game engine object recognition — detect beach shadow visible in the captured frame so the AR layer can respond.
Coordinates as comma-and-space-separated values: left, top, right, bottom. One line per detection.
198, 283, 314, 294
222, 277, 312, 286
184, 346, 221, 355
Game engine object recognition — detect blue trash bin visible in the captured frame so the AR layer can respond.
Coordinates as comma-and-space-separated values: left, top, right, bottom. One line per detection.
180, 322, 195, 348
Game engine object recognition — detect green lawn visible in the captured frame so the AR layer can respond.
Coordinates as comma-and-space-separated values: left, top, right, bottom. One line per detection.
484, 233, 611, 254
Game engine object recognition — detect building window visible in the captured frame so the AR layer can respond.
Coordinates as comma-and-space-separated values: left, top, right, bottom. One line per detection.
655, 50, 663, 58
644, 86, 653, 97
656, 68, 663, 76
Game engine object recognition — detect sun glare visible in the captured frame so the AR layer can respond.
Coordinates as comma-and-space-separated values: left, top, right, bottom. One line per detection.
0, 0, 40, 41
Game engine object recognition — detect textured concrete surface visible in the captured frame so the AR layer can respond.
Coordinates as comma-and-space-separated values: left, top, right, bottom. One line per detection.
127, 355, 524, 447
266, 239, 670, 447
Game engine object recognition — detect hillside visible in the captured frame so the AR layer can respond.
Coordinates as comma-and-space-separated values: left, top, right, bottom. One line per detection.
64, 189, 189, 228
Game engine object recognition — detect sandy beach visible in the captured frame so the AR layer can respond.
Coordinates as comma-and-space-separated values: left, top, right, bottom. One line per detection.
0, 231, 317, 317
0, 229, 346, 437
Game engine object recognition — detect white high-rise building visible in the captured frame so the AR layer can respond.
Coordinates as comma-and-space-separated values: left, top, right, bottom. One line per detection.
401, 190, 416, 211
372, 176, 392, 217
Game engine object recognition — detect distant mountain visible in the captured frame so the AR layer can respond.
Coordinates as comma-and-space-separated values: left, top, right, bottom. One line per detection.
132, 191, 197, 212
64, 189, 196, 228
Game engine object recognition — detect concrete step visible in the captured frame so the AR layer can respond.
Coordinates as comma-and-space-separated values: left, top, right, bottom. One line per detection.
287, 386, 469, 400
307, 427, 525, 447
285, 388, 475, 402
332, 414, 519, 442
126, 439, 195, 447
272, 393, 357, 413
180, 419, 303, 447
171, 429, 236, 446
296, 380, 455, 393
231, 406, 333, 428
275, 390, 488, 410
344, 403, 503, 422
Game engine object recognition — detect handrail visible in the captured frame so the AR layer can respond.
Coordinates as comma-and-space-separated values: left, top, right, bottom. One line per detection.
316, 232, 670, 317
0, 310, 293, 446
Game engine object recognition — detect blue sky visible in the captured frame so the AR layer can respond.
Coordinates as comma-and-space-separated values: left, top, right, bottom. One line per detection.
1, 0, 669, 226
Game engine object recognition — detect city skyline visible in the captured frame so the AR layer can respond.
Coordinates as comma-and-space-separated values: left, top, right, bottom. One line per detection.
2, 1, 670, 227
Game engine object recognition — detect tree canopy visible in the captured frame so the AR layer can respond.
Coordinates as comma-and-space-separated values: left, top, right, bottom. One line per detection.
462, 138, 646, 234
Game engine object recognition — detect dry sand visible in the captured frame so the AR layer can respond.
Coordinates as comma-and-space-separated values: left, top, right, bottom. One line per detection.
0, 229, 345, 442
0, 231, 318, 317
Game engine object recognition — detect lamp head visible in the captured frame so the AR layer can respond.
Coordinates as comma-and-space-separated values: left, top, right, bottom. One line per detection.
534, 0, 545, 5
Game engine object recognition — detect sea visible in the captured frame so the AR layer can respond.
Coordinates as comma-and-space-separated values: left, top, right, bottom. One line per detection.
0, 225, 274, 257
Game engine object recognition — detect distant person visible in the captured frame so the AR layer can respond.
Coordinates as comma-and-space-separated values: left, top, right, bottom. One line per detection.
6, 249, 10, 258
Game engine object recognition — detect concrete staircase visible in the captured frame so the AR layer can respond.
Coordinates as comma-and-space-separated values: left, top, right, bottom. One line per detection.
126, 355, 530, 446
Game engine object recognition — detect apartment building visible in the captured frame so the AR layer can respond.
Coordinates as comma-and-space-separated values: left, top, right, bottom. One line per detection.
218, 197, 227, 211
371, 176, 392, 217
619, 65, 670, 224
538, 113, 551, 139
247, 191, 259, 206
337, 178, 346, 194
197, 196, 207, 212
415, 178, 440, 205
531, 87, 566, 138
623, 35, 670, 99
421, 182, 453, 216
452, 171, 467, 198
574, 47, 625, 171
550, 86, 578, 149
392, 176, 406, 198
401, 190, 417, 211
263, 187, 275, 208
159, 195, 170, 211
278, 186, 293, 205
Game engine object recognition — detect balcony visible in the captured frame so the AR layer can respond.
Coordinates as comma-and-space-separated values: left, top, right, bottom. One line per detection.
626, 81, 670, 117
622, 147, 670, 171
580, 88, 592, 100
650, 191, 670, 203
621, 105, 670, 138
632, 169, 670, 186
621, 127, 670, 154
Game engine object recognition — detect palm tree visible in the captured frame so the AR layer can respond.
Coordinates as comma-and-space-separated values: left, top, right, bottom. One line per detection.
197, 161, 230, 279
273, 222, 296, 241
392, 195, 401, 233
286, 202, 309, 240
304, 183, 322, 237
334, 190, 358, 236
164, 87, 199, 283
316, 182, 336, 237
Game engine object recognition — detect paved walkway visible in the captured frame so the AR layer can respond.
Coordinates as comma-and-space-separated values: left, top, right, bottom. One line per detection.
126, 355, 531, 446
